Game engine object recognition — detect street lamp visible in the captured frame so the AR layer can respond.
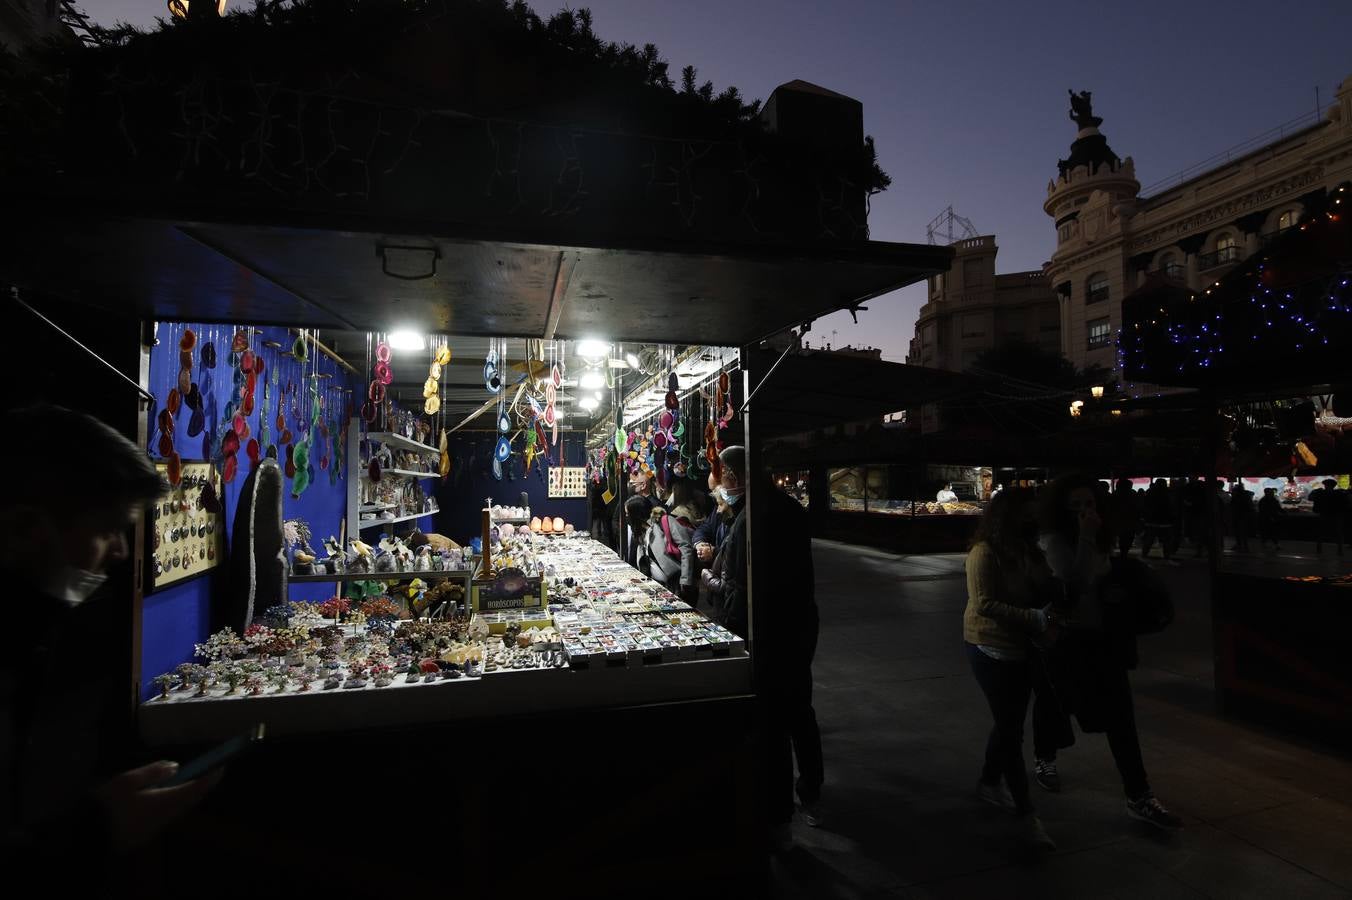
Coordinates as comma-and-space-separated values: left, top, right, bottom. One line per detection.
168, 0, 226, 18
1091, 385, 1105, 399
1069, 400, 1084, 418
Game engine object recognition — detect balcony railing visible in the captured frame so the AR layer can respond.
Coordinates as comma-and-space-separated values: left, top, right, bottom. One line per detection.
1197, 246, 1242, 270
1259, 225, 1295, 247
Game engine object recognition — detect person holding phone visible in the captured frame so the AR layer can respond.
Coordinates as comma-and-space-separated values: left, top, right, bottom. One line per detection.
0, 406, 222, 888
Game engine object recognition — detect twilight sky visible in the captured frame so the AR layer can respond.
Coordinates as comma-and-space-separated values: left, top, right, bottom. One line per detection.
81, 1, 1352, 360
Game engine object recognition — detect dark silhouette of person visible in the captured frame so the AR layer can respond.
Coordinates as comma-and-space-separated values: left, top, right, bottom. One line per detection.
0, 406, 221, 891
717, 445, 824, 845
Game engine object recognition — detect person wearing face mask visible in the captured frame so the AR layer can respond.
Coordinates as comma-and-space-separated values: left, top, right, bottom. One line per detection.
963, 488, 1059, 852
1034, 473, 1182, 831
715, 445, 825, 844
694, 472, 732, 614
614, 467, 662, 567
0, 405, 222, 889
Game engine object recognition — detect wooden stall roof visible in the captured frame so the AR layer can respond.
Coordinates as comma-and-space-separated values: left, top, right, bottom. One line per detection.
2, 209, 951, 350
746, 349, 972, 440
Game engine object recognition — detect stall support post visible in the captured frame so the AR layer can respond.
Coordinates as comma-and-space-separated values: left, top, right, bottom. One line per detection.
345, 417, 362, 540
741, 343, 764, 671
807, 464, 828, 535
1204, 392, 1225, 715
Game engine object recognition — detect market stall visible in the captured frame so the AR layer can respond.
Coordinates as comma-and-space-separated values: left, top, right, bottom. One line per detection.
0, 6, 953, 892
1121, 181, 1352, 748
136, 327, 756, 743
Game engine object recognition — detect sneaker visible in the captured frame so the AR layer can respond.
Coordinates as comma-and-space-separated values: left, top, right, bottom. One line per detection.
976, 779, 1015, 812
799, 802, 824, 828
1019, 814, 1057, 852
1126, 795, 1183, 830
1034, 758, 1061, 793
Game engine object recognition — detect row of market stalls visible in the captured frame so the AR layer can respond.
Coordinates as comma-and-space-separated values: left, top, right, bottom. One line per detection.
0, 5, 951, 893
1121, 181, 1352, 749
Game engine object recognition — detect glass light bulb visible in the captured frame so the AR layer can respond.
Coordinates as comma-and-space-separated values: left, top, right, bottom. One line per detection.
388, 331, 426, 351
576, 340, 609, 360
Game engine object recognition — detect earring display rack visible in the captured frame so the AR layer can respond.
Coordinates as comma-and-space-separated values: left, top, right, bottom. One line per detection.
150, 460, 225, 591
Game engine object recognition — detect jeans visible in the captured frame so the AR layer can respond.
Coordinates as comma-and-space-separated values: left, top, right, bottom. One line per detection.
966, 643, 1033, 815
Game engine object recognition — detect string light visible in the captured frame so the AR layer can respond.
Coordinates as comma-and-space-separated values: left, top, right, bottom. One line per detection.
1121, 187, 1350, 384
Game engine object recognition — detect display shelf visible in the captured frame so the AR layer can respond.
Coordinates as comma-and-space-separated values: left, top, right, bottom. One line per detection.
378, 468, 437, 479
141, 654, 750, 743
359, 503, 396, 513
363, 432, 439, 455
287, 566, 476, 583
358, 508, 439, 530
490, 516, 532, 525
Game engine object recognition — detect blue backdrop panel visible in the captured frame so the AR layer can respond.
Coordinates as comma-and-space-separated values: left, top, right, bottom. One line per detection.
141, 323, 359, 695
432, 430, 590, 543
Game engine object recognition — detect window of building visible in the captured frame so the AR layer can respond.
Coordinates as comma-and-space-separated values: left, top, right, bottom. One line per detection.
962, 258, 986, 285
1159, 252, 1184, 280
1086, 272, 1109, 304
1058, 222, 1074, 243
1216, 234, 1239, 264
1277, 210, 1298, 231
999, 310, 1025, 337
1087, 317, 1111, 349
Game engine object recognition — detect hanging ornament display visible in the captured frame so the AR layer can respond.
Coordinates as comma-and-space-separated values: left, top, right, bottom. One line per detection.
424, 337, 449, 416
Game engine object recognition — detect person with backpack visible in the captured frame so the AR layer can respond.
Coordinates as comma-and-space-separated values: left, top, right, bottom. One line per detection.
1034, 474, 1182, 831
637, 477, 702, 603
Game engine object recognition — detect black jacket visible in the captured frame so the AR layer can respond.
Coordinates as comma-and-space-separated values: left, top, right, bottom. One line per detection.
721, 483, 816, 664
2, 585, 126, 885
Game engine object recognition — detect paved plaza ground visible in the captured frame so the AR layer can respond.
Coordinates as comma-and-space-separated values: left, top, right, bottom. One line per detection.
770, 540, 1352, 899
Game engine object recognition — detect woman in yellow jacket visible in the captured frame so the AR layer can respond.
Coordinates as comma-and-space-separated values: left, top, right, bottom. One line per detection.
963, 488, 1059, 852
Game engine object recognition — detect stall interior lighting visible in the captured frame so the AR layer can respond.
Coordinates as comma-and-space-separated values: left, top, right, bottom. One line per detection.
579, 397, 600, 411
388, 330, 426, 351
624, 351, 642, 370
578, 371, 605, 390
576, 340, 609, 361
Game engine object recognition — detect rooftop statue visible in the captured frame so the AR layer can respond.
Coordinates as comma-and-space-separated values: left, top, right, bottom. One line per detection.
1069, 89, 1103, 130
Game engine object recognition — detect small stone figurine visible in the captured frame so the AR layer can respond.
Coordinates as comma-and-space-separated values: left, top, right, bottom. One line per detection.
153, 672, 177, 700
323, 536, 345, 574
347, 540, 373, 574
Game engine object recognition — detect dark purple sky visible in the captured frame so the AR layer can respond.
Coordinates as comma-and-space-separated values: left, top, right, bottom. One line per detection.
81, 1, 1352, 359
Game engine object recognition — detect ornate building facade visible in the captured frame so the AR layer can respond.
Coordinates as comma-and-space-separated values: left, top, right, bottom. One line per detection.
905, 235, 1060, 432
906, 235, 1060, 372
1044, 76, 1352, 380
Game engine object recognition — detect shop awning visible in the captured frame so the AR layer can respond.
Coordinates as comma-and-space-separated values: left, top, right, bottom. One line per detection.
745, 349, 972, 439
4, 211, 951, 349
